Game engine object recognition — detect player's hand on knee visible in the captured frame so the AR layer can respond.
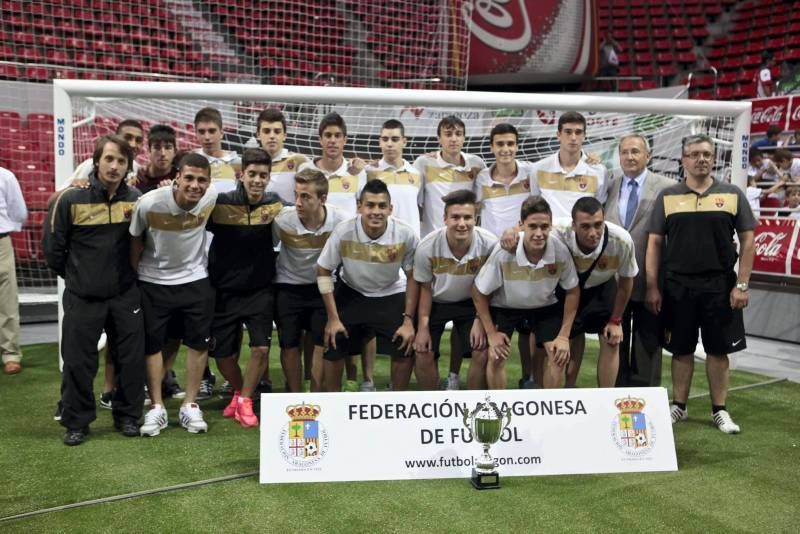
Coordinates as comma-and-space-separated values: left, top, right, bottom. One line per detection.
393, 324, 415, 356
470, 320, 488, 351
413, 327, 431, 353
488, 332, 510, 360
547, 336, 570, 366
324, 320, 347, 350
603, 323, 623, 346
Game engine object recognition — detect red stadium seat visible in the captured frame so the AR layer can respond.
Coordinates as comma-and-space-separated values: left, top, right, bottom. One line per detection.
0, 111, 21, 129
0, 64, 19, 80
10, 232, 32, 262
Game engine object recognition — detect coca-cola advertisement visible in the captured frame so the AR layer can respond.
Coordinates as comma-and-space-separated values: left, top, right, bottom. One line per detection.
750, 96, 790, 134
787, 96, 800, 132
461, 0, 597, 80
752, 217, 798, 276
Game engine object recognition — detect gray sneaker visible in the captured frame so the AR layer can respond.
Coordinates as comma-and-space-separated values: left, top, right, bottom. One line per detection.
359, 380, 376, 392
197, 378, 214, 401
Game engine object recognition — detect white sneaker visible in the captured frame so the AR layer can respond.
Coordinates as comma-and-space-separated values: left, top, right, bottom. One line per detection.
670, 404, 688, 424
179, 403, 208, 433
446, 373, 460, 391
359, 380, 376, 392
140, 404, 168, 437
712, 410, 741, 434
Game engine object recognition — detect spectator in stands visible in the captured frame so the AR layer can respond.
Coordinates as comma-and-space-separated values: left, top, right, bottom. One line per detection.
778, 128, 800, 147
257, 108, 309, 204
747, 170, 786, 213
0, 166, 27, 375
747, 147, 781, 183
604, 134, 673, 387
43, 136, 145, 445
193, 107, 241, 194
751, 125, 782, 149
771, 148, 800, 182
646, 134, 755, 435
599, 34, 622, 78
66, 120, 144, 187
779, 185, 800, 219
756, 52, 777, 98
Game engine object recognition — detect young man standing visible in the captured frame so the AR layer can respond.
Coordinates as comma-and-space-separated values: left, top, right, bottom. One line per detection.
135, 124, 179, 193
363, 119, 422, 237
317, 180, 419, 391
43, 136, 144, 445
273, 169, 349, 392
413, 190, 496, 390
207, 148, 284, 427
473, 196, 579, 390
193, 106, 241, 194
257, 108, 309, 204
552, 197, 638, 388
67, 119, 145, 185
299, 112, 363, 215
646, 134, 756, 434
130, 153, 218, 436
415, 115, 486, 237
531, 111, 607, 219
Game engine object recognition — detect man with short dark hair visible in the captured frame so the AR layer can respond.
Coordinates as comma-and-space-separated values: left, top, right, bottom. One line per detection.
257, 108, 309, 204
473, 196, 579, 390
131, 153, 219, 436
646, 134, 756, 434
752, 125, 782, 150
207, 148, 283, 427
136, 124, 178, 193
413, 190, 496, 390
193, 106, 241, 193
43, 135, 144, 445
66, 119, 145, 186
317, 179, 419, 391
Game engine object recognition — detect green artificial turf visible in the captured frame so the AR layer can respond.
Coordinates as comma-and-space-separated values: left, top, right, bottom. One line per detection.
1, 337, 798, 532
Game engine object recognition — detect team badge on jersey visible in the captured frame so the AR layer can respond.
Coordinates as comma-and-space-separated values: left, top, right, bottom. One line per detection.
547, 264, 558, 275
387, 248, 398, 262
715, 197, 725, 208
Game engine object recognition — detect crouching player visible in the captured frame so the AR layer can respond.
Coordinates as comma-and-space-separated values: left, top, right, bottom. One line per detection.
317, 179, 419, 391
552, 197, 637, 388
472, 197, 579, 389
272, 169, 348, 392
207, 148, 284, 427
413, 190, 497, 389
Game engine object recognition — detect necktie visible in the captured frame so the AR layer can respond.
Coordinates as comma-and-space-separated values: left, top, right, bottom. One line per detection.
625, 180, 639, 229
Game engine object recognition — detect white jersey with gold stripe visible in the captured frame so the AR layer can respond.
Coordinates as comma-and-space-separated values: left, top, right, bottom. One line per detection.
265, 148, 309, 204
317, 215, 418, 297
414, 226, 497, 303
273, 204, 348, 285
474, 233, 578, 309
551, 217, 638, 289
363, 158, 422, 237
193, 148, 241, 194
475, 160, 534, 238
530, 152, 607, 219
129, 184, 218, 285
414, 151, 486, 238
299, 158, 363, 216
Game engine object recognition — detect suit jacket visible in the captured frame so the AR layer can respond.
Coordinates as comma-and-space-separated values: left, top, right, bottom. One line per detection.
605, 170, 675, 301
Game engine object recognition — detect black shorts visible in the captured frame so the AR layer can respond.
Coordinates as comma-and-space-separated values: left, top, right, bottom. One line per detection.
139, 279, 216, 355
661, 272, 746, 356
491, 303, 562, 345
428, 300, 476, 359
274, 283, 325, 348
566, 279, 616, 338
210, 287, 274, 359
166, 313, 184, 340
324, 283, 406, 361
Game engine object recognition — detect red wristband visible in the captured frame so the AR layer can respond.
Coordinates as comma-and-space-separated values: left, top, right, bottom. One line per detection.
608, 316, 622, 326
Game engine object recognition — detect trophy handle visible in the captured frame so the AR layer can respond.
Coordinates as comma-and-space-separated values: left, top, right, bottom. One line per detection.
502, 405, 512, 432
462, 407, 471, 429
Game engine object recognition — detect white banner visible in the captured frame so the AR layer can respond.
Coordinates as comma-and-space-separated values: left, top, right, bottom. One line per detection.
259, 388, 677, 484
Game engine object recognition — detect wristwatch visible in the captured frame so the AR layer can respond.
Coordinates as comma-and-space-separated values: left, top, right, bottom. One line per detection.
735, 282, 749, 292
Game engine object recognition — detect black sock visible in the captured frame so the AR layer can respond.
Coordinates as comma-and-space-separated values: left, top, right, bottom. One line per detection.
712, 405, 726, 415
672, 401, 687, 411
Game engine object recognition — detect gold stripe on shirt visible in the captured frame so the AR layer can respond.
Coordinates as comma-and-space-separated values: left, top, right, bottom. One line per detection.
211, 202, 283, 226
272, 155, 305, 173
147, 206, 214, 231
501, 260, 563, 282
340, 240, 407, 264
430, 255, 488, 276
328, 175, 359, 193
367, 170, 420, 188
71, 202, 136, 225
481, 178, 531, 199
210, 162, 239, 180
536, 170, 598, 193
425, 166, 474, 184
574, 254, 621, 272
279, 228, 330, 249
663, 193, 738, 216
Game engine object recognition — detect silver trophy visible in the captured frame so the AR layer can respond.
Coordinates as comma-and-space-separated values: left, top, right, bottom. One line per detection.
463, 393, 512, 489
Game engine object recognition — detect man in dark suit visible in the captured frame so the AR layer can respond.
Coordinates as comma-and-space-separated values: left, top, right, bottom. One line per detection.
605, 134, 674, 386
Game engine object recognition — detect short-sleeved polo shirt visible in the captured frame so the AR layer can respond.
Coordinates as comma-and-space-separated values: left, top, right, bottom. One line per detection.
530, 152, 607, 219
475, 160, 534, 238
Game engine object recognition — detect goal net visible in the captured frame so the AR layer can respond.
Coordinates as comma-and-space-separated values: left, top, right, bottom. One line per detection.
35, 81, 754, 301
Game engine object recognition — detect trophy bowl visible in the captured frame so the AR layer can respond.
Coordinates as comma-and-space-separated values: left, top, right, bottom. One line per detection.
463, 394, 512, 489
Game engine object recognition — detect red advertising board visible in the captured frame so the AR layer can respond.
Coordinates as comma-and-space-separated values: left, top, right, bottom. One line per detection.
750, 97, 790, 134
464, 0, 597, 77
788, 97, 800, 132
752, 217, 799, 277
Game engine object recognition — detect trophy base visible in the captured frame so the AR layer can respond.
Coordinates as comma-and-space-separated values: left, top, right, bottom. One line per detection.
471, 468, 500, 490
